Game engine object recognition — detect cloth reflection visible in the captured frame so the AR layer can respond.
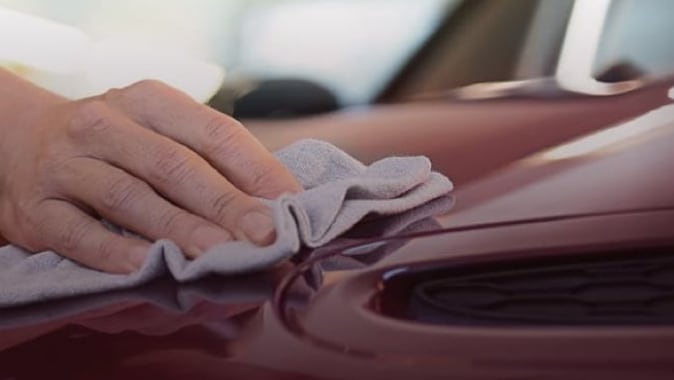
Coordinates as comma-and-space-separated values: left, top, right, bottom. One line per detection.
0, 196, 452, 378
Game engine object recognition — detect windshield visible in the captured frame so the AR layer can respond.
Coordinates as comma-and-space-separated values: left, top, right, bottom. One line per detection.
0, 0, 457, 105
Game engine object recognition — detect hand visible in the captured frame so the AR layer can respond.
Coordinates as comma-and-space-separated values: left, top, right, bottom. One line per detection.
0, 77, 301, 273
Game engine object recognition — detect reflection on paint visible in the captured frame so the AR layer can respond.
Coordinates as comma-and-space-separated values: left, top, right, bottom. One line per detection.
542, 104, 674, 160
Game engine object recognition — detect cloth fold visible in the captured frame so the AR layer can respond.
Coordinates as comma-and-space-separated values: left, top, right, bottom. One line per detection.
0, 139, 453, 307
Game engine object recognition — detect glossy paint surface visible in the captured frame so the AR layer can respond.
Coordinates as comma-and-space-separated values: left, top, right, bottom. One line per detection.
249, 77, 674, 186
2, 88, 674, 379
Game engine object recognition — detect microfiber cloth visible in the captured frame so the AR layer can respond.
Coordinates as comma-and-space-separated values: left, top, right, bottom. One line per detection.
0, 139, 453, 307
0, 206, 450, 331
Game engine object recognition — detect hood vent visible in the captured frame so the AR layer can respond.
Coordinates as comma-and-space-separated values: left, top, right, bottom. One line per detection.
378, 246, 674, 326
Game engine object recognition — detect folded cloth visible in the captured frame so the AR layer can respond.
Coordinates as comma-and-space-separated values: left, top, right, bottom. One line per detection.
0, 139, 453, 307
0, 201, 453, 331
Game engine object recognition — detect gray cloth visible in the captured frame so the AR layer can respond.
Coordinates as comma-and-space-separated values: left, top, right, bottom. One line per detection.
0, 199, 452, 330
0, 139, 453, 307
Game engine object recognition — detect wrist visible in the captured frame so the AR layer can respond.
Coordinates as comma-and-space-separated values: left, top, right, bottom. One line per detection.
0, 68, 65, 137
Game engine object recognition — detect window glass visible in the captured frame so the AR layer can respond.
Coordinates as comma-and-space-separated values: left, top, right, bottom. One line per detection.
594, 0, 674, 79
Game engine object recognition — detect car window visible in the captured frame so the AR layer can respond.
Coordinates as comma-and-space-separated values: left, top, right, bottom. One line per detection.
594, 0, 674, 79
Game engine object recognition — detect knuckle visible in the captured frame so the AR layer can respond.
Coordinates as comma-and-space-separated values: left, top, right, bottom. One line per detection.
150, 146, 195, 185
94, 236, 119, 266
209, 191, 241, 223
68, 100, 114, 138
58, 217, 91, 252
201, 116, 244, 157
5, 203, 41, 249
20, 206, 41, 237
155, 209, 185, 236
247, 163, 278, 194
100, 87, 124, 103
124, 79, 171, 99
102, 176, 147, 211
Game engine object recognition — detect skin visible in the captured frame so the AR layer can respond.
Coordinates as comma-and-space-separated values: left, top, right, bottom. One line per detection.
0, 68, 301, 273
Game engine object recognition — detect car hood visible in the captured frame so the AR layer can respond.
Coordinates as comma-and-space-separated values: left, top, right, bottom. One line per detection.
2, 104, 674, 380
439, 102, 674, 227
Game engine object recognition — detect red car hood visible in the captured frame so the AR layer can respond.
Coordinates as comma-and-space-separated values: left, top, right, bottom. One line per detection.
443, 102, 674, 224
1, 101, 674, 380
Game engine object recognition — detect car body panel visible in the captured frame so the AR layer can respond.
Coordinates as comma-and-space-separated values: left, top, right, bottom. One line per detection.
248, 77, 674, 186
2, 98, 674, 379
3, 1, 674, 378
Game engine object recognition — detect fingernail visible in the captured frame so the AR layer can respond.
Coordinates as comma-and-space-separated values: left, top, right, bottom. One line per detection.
239, 209, 276, 246
192, 226, 233, 252
129, 246, 148, 269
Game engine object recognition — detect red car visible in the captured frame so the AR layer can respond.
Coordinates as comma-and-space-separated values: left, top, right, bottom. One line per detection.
3, 80, 674, 380
2, 1, 674, 379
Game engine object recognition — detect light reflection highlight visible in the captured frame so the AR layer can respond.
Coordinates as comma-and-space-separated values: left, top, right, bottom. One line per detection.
542, 104, 674, 160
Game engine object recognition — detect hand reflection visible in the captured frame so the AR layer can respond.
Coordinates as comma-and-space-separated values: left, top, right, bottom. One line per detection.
0, 195, 452, 371
0, 262, 296, 352
120, 349, 317, 380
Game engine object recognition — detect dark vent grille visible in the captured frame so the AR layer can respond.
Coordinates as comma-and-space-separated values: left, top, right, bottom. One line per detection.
379, 246, 674, 326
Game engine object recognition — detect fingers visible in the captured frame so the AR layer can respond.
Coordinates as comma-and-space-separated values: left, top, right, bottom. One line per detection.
54, 157, 234, 258
0, 76, 298, 275
37, 199, 150, 273
66, 101, 276, 246
103, 80, 302, 198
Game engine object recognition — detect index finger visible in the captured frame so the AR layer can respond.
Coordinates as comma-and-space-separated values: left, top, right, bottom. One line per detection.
104, 80, 302, 199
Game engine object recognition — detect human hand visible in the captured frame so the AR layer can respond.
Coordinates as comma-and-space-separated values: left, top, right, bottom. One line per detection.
0, 77, 301, 273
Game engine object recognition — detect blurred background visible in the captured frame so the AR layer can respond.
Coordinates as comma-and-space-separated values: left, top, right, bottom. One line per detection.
3, 0, 674, 188
2, 0, 674, 117
0, 0, 451, 107
3, 0, 674, 225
